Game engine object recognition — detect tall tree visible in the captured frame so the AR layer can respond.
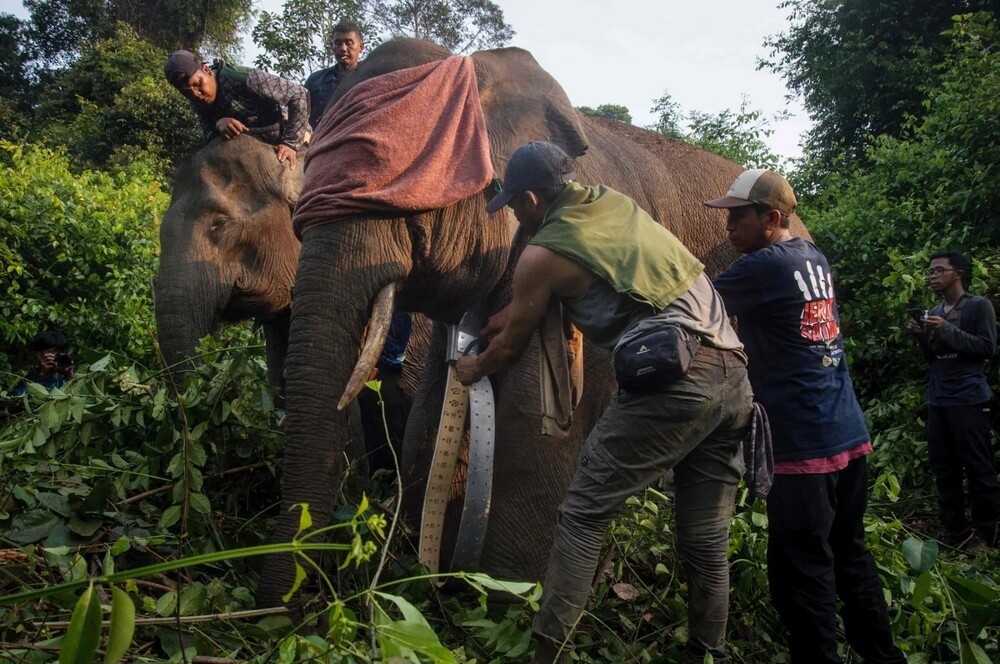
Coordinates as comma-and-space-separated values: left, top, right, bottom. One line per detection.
253, 0, 514, 79
33, 24, 201, 175
762, 0, 1000, 181
21, 0, 253, 67
0, 14, 32, 132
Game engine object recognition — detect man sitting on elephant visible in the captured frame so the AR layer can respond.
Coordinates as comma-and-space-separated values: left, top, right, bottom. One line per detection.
455, 142, 752, 664
164, 49, 308, 170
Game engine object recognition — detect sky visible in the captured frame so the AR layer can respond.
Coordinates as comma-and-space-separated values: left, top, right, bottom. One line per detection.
0, 0, 812, 160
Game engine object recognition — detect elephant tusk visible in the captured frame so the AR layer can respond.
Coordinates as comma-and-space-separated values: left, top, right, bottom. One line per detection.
337, 283, 396, 411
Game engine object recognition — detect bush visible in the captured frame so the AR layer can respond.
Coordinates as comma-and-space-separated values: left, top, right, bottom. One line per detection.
0, 141, 167, 378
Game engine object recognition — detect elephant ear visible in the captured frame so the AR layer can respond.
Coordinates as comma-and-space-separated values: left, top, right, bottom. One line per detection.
472, 47, 589, 171
282, 152, 305, 208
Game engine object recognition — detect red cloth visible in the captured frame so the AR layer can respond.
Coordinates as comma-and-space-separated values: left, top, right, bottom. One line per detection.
773, 441, 873, 475
294, 55, 493, 237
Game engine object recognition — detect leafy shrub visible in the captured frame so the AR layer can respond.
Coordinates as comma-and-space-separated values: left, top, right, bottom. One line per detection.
0, 141, 166, 378
31, 23, 202, 176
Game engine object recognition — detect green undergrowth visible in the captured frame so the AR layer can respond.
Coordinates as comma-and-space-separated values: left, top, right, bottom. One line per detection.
1, 338, 998, 663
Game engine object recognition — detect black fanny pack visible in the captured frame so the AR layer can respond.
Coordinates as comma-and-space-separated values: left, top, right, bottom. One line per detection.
613, 319, 701, 391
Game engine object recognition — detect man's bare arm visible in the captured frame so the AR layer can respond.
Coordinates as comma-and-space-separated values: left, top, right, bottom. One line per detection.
455, 246, 588, 385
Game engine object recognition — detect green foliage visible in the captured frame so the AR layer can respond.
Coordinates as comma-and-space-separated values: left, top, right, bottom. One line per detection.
762, 0, 1000, 188
21, 0, 254, 64
31, 24, 201, 175
0, 14, 32, 137
649, 91, 683, 138
253, 0, 515, 77
648, 91, 786, 169
577, 103, 633, 124
0, 141, 166, 376
685, 97, 787, 170
803, 13, 1000, 402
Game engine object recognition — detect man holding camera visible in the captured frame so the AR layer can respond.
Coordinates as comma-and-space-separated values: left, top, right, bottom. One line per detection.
907, 250, 1000, 550
13, 329, 75, 396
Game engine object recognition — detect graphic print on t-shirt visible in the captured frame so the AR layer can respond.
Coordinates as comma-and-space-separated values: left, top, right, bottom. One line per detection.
794, 261, 839, 343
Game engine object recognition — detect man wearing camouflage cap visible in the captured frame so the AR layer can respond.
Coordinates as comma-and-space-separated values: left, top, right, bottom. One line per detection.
164, 49, 308, 169
707, 170, 905, 664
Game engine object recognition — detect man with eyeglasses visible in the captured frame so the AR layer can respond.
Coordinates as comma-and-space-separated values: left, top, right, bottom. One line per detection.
907, 250, 1000, 551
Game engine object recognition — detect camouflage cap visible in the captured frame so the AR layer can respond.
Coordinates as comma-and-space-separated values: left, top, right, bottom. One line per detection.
704, 169, 797, 216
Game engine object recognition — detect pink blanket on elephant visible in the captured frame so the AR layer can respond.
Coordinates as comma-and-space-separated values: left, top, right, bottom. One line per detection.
293, 55, 493, 237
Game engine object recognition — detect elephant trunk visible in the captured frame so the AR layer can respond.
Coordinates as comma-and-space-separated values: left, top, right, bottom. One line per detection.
153, 264, 222, 376
258, 220, 412, 608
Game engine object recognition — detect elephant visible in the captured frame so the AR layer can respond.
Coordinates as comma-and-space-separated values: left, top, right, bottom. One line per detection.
257, 38, 811, 607
154, 136, 427, 476
154, 136, 303, 391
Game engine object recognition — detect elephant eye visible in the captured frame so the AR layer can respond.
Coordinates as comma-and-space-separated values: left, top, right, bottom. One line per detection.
210, 215, 227, 232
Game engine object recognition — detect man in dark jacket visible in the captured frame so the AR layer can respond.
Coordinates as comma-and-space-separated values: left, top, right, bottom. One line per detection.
908, 250, 1000, 549
164, 50, 308, 169
304, 20, 364, 127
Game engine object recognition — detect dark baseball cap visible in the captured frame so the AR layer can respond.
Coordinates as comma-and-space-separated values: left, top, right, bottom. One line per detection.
486, 141, 577, 213
704, 168, 798, 216
164, 50, 203, 87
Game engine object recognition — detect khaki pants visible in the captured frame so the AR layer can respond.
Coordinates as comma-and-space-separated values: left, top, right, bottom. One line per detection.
533, 346, 751, 663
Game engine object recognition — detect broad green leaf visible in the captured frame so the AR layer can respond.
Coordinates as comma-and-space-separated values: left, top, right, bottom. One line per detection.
89, 355, 112, 372
948, 576, 1000, 636
293, 503, 312, 537
166, 453, 184, 478
155, 590, 177, 616
910, 571, 933, 609
958, 627, 992, 664
189, 443, 206, 466
178, 584, 206, 616
189, 493, 211, 515
373, 591, 431, 628
902, 537, 938, 573
60, 582, 102, 664
103, 586, 135, 664
282, 560, 307, 603
461, 574, 540, 599
37, 492, 73, 517
68, 517, 103, 538
159, 505, 181, 530
377, 620, 455, 664
7, 509, 61, 545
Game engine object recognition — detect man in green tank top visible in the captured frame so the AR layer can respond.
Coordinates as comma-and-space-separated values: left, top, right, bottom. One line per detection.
456, 142, 752, 663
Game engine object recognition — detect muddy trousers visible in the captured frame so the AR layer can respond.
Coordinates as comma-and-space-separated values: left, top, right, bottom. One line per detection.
767, 457, 905, 664
532, 347, 751, 663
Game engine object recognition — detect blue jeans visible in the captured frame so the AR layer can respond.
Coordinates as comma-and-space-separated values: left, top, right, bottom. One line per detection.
532, 346, 751, 663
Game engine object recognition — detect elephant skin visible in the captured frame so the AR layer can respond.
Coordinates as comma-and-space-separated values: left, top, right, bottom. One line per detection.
154, 135, 303, 390
259, 38, 811, 608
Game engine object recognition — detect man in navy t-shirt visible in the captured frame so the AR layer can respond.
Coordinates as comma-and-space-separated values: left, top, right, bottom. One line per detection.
706, 170, 904, 664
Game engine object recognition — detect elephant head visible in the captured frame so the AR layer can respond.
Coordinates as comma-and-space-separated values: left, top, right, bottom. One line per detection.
258, 39, 811, 607
154, 135, 303, 388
